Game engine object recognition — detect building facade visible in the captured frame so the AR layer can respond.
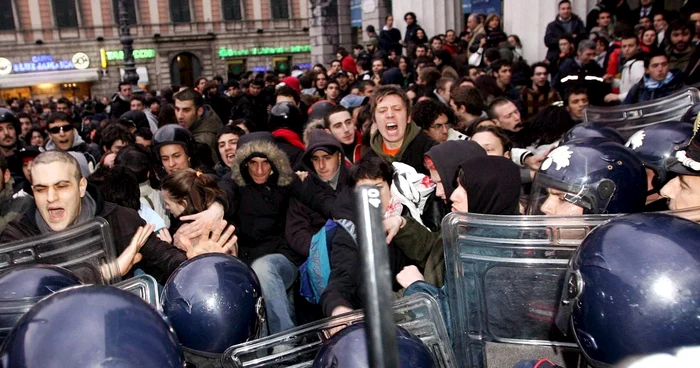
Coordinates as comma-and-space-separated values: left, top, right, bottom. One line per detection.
0, 0, 313, 101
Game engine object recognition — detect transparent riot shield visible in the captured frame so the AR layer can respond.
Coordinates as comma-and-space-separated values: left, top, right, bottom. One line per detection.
0, 218, 121, 285
114, 274, 161, 311
221, 292, 457, 368
583, 87, 700, 139
441, 212, 621, 368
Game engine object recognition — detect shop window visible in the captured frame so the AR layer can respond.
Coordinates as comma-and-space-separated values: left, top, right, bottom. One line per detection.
112, 0, 137, 25
227, 60, 246, 80
52, 0, 79, 28
272, 57, 291, 74
0, 0, 15, 31
271, 0, 289, 19
171, 52, 202, 88
222, 0, 243, 21
170, 0, 191, 23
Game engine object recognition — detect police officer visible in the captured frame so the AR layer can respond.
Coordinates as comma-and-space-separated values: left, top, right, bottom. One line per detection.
660, 122, 700, 211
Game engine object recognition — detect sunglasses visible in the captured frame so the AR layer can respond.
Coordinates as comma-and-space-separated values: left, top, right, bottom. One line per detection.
48, 125, 73, 134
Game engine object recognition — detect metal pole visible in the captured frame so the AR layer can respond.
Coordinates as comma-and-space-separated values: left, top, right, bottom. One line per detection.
118, 0, 139, 88
354, 185, 399, 368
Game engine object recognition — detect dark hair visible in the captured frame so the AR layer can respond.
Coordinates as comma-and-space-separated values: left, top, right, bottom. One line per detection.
484, 48, 502, 64
194, 76, 208, 88
232, 118, 256, 132
429, 36, 443, 45
418, 67, 442, 88
558, 0, 571, 7
337, 47, 349, 57
25, 127, 47, 144
216, 124, 246, 143
404, 12, 416, 21
668, 19, 693, 34
100, 123, 134, 152
530, 62, 549, 77
475, 75, 503, 101
644, 49, 669, 69
157, 104, 178, 127
472, 125, 513, 153
323, 105, 350, 129
56, 97, 72, 107
464, 117, 496, 137
358, 80, 376, 93
563, 85, 589, 106
16, 111, 31, 121
487, 97, 515, 119
451, 86, 486, 116
275, 85, 300, 104
174, 88, 204, 108
406, 84, 434, 105
490, 59, 512, 75
130, 95, 146, 105
161, 168, 227, 217
357, 57, 372, 73
47, 112, 72, 127
135, 127, 153, 141
411, 99, 454, 130
114, 144, 153, 183
517, 105, 577, 147
250, 78, 265, 88
146, 97, 161, 108
88, 166, 141, 211
348, 155, 395, 188
559, 33, 575, 45
118, 81, 131, 90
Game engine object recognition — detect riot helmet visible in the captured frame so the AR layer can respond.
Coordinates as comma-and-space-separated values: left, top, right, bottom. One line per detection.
152, 124, 196, 160
161, 253, 264, 355
624, 121, 693, 192
0, 285, 184, 367
528, 138, 646, 215
312, 323, 435, 368
558, 213, 700, 367
0, 265, 83, 343
269, 102, 302, 132
561, 122, 625, 145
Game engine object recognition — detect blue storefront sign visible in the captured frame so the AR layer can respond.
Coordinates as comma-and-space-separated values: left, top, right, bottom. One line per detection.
12, 54, 75, 73
351, 0, 362, 27
463, 0, 502, 16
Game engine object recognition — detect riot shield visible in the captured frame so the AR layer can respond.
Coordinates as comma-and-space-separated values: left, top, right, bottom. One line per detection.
0, 218, 121, 285
221, 292, 457, 368
441, 212, 621, 368
113, 274, 161, 310
583, 87, 700, 139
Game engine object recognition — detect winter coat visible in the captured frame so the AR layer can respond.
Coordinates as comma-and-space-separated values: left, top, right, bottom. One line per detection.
668, 45, 697, 72
623, 71, 686, 105
0, 178, 33, 234
404, 23, 421, 45
544, 15, 587, 61
614, 54, 646, 101
43, 129, 100, 169
367, 122, 437, 175
190, 105, 224, 164
228, 138, 304, 266
109, 93, 131, 119
228, 93, 256, 122
0, 185, 187, 284
379, 27, 402, 54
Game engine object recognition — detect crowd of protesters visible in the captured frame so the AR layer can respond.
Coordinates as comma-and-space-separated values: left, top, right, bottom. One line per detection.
1, 0, 700, 338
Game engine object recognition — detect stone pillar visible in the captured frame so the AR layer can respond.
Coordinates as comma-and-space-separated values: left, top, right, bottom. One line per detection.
503, 0, 558, 64
392, 0, 463, 43
361, 0, 388, 42
309, 0, 353, 65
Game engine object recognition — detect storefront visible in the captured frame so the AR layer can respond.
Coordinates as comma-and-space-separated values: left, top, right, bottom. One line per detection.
0, 53, 99, 102
216, 44, 312, 79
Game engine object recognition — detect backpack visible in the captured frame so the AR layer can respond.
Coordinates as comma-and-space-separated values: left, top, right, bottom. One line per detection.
299, 219, 356, 304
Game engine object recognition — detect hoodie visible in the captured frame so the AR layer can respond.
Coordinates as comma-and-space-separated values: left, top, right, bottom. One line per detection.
43, 129, 99, 169
424, 140, 487, 201
457, 156, 521, 215
286, 130, 349, 258
369, 121, 437, 175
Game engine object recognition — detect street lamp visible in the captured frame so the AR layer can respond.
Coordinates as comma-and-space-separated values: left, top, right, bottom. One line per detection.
118, 0, 140, 91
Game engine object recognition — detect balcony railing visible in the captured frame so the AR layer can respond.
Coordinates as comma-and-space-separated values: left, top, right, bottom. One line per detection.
0, 18, 310, 45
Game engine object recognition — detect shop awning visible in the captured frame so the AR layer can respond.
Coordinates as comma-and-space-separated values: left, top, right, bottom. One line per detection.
0, 68, 100, 88
119, 67, 149, 85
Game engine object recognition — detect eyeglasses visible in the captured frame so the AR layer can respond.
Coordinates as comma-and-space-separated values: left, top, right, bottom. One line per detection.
430, 123, 451, 131
48, 125, 73, 134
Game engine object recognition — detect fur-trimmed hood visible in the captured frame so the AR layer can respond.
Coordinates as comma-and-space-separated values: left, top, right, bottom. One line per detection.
231, 139, 294, 187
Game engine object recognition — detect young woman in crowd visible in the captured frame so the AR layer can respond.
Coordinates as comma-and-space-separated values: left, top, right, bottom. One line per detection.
640, 28, 658, 53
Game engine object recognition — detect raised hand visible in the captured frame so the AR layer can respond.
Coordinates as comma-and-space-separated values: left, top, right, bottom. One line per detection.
117, 224, 154, 276
178, 220, 238, 259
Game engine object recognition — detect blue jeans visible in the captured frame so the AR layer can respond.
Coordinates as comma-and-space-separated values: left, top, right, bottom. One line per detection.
251, 253, 298, 335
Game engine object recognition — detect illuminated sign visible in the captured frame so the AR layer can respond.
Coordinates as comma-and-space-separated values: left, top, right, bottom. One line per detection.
218, 45, 311, 58
295, 63, 312, 70
10, 53, 90, 74
105, 49, 156, 61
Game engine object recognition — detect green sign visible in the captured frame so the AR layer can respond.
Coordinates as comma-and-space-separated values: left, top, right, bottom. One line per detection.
106, 49, 156, 61
218, 45, 311, 58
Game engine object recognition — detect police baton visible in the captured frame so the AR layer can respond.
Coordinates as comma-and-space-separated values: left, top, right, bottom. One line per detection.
354, 185, 399, 368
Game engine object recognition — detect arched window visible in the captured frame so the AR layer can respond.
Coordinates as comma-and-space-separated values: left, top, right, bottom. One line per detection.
170, 53, 202, 88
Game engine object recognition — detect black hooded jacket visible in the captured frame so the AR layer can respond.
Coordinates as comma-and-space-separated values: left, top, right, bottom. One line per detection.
425, 140, 487, 205
457, 156, 521, 214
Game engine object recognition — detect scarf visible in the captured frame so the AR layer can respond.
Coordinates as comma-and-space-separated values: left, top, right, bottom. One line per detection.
272, 128, 306, 150
369, 121, 421, 162
643, 71, 675, 89
35, 192, 97, 235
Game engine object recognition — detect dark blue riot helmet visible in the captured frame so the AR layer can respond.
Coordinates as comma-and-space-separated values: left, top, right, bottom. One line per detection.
528, 138, 647, 214
0, 265, 83, 343
681, 102, 700, 124
557, 213, 700, 367
624, 121, 693, 192
312, 323, 435, 368
161, 253, 264, 355
561, 122, 625, 145
0, 284, 184, 367
153, 124, 196, 160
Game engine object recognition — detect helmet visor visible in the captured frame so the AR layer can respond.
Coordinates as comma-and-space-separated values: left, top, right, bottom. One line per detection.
527, 173, 614, 215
